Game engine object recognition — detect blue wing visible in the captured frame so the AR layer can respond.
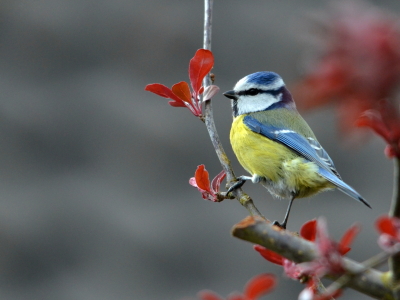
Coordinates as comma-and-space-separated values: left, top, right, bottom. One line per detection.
243, 116, 337, 176
243, 115, 371, 207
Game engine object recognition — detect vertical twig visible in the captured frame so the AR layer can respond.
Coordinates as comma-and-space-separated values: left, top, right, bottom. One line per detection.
201, 0, 264, 218
202, 0, 230, 175
390, 158, 400, 218
203, 0, 213, 53
389, 158, 400, 287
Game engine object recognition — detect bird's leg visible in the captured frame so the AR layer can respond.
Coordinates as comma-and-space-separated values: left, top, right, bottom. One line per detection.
272, 194, 296, 230
226, 176, 253, 194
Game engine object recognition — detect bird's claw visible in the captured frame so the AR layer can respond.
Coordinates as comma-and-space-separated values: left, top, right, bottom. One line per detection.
226, 176, 247, 194
272, 220, 286, 230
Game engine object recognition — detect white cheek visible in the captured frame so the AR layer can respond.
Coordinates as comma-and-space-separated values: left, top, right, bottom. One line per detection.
237, 94, 280, 115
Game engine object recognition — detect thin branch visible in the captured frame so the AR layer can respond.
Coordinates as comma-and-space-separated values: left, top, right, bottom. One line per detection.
322, 249, 398, 298
232, 216, 392, 299
203, 0, 213, 53
389, 158, 400, 219
389, 158, 400, 285
201, 0, 264, 218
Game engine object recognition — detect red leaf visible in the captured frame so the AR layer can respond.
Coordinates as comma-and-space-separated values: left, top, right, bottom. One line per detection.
168, 101, 187, 107
189, 49, 214, 94
356, 110, 392, 143
195, 165, 211, 192
211, 170, 226, 193
197, 290, 224, 300
171, 81, 192, 103
198, 86, 205, 95
244, 274, 276, 300
338, 224, 360, 255
300, 219, 317, 242
376, 216, 397, 237
253, 245, 284, 266
338, 247, 351, 256
145, 83, 186, 107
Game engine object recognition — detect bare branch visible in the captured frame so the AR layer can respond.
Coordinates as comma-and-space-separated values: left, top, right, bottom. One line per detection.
203, 0, 213, 53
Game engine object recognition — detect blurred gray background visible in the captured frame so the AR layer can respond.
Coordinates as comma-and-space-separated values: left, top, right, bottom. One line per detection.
0, 0, 398, 299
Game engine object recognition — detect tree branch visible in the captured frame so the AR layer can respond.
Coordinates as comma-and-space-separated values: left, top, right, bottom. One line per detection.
322, 250, 397, 298
389, 158, 400, 290
232, 216, 393, 300
202, 0, 264, 218
389, 158, 400, 220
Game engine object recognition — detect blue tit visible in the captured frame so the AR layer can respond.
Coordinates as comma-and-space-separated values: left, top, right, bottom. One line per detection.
223, 71, 370, 229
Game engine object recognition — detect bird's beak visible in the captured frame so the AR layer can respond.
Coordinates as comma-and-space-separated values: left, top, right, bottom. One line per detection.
223, 90, 238, 100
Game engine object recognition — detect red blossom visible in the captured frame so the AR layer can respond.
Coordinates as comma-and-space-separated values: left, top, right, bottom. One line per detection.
197, 274, 276, 300
375, 215, 400, 252
145, 49, 218, 118
189, 165, 226, 202
293, 1, 400, 144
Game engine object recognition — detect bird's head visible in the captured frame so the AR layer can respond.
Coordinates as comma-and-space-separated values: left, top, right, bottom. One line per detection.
223, 71, 296, 117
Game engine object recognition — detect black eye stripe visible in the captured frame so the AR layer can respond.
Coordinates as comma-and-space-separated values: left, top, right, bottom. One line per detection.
238, 86, 284, 97
237, 88, 260, 96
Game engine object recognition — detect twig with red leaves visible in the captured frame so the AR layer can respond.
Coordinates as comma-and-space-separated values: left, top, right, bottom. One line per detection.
146, 1, 264, 218
201, 0, 264, 217
232, 216, 392, 299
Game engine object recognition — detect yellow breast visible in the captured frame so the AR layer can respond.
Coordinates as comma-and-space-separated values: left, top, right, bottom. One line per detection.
230, 115, 294, 182
229, 114, 334, 198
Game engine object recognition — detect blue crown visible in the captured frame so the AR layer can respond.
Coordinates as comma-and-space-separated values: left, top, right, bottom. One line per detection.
246, 71, 280, 85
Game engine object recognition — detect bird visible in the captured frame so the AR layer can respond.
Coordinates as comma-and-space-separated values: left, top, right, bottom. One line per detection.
223, 71, 371, 229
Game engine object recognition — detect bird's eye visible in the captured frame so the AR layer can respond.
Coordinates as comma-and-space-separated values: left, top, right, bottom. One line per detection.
247, 88, 259, 96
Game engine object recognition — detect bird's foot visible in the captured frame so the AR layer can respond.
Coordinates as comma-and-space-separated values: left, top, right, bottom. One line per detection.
272, 195, 295, 230
226, 176, 251, 194
272, 220, 286, 230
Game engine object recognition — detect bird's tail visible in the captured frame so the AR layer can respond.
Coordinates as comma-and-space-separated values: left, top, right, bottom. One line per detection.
318, 167, 371, 208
